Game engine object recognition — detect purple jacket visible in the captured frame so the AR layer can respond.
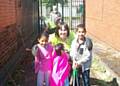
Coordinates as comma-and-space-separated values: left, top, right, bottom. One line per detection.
34, 43, 53, 73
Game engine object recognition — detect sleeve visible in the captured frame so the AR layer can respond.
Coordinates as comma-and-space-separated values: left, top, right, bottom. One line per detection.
86, 38, 93, 51
32, 44, 38, 56
48, 43, 54, 57
77, 47, 92, 65
70, 40, 78, 61
34, 48, 40, 73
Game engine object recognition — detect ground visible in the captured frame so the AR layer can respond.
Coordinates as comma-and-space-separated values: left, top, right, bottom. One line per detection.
5, 38, 120, 86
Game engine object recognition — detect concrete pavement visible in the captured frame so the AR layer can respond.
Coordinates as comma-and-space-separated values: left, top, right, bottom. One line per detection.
92, 36, 120, 86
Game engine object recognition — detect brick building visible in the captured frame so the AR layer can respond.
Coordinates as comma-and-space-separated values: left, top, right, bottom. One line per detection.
86, 0, 120, 51
0, 0, 39, 84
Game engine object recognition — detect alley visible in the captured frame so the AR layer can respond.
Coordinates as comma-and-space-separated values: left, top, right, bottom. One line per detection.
1, 0, 120, 86
5, 38, 119, 86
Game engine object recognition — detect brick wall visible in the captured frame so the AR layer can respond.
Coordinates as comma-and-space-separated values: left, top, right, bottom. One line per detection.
0, 0, 16, 27
0, 0, 38, 68
86, 0, 120, 51
0, 0, 17, 68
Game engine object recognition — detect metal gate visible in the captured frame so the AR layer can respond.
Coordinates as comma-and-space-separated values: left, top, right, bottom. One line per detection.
39, 0, 85, 31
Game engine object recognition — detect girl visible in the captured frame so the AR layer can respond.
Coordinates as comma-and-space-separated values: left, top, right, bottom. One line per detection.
50, 43, 70, 86
32, 32, 53, 86
70, 24, 93, 86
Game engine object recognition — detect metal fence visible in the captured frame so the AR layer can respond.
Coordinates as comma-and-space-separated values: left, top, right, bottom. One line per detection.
39, 0, 85, 30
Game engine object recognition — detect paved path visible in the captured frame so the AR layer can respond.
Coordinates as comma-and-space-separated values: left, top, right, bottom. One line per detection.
93, 37, 120, 86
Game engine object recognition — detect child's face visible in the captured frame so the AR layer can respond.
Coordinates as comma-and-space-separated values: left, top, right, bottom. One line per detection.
38, 36, 48, 47
77, 27, 86, 40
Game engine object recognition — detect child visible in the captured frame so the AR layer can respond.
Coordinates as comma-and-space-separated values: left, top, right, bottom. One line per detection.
70, 24, 93, 86
32, 32, 53, 86
45, 5, 61, 34
50, 43, 70, 86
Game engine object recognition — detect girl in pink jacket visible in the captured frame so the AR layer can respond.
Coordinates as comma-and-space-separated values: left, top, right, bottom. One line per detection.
32, 32, 53, 86
50, 43, 70, 86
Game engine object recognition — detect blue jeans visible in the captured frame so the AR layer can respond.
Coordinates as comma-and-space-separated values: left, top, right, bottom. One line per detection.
37, 70, 50, 86
81, 70, 90, 86
64, 77, 69, 86
73, 69, 90, 86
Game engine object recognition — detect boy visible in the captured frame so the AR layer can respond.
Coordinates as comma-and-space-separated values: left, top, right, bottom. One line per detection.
70, 24, 93, 86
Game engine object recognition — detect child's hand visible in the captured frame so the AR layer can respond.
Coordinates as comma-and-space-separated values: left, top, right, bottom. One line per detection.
76, 64, 82, 69
25, 48, 31, 51
77, 64, 82, 73
72, 61, 78, 69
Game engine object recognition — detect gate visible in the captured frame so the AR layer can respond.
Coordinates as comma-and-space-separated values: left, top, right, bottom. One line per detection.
39, 0, 85, 31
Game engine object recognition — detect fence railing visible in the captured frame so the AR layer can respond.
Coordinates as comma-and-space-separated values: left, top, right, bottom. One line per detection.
39, 0, 85, 30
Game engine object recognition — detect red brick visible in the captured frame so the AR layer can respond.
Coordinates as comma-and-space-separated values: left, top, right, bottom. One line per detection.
86, 0, 120, 51
0, 0, 36, 68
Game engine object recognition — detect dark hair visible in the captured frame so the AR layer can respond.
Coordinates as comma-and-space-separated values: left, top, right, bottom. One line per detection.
33, 31, 49, 44
76, 24, 86, 32
38, 31, 49, 39
55, 22, 70, 37
32, 26, 49, 45
55, 43, 64, 56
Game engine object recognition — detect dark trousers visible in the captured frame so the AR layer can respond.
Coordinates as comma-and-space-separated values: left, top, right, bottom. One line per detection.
73, 69, 90, 86
78, 70, 90, 86
82, 70, 90, 86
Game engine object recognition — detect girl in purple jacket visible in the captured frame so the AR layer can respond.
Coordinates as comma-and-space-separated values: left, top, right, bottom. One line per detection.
32, 32, 53, 86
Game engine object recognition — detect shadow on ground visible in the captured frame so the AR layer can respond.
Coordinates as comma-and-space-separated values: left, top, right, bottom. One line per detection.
5, 51, 119, 86
90, 77, 119, 86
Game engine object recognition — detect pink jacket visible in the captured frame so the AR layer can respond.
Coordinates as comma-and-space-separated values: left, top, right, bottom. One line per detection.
34, 43, 53, 73
50, 52, 71, 86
